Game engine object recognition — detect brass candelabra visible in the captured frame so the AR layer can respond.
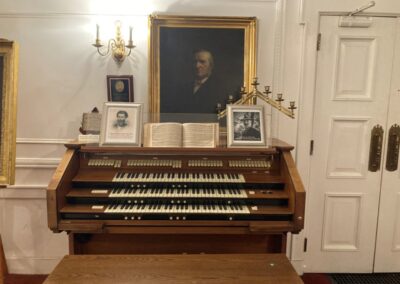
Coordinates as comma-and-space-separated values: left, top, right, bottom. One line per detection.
217, 77, 296, 119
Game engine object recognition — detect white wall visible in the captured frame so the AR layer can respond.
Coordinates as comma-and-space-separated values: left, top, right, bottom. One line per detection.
0, 0, 306, 274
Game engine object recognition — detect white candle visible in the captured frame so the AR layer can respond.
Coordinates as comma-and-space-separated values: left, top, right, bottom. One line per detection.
96, 24, 99, 40
129, 26, 133, 42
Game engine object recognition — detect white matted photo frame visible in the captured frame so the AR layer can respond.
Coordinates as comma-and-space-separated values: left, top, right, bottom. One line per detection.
227, 105, 266, 147
100, 102, 143, 146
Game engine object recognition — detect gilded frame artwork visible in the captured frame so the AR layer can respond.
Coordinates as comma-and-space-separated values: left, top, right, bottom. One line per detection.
99, 102, 143, 146
0, 40, 18, 185
149, 15, 257, 121
226, 105, 266, 148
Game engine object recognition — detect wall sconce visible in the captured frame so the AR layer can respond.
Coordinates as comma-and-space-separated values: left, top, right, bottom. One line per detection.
92, 21, 135, 64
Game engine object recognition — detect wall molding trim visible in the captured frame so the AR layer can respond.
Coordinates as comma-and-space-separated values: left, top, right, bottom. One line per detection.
6, 185, 47, 189
1, 185, 47, 199
16, 157, 60, 169
17, 138, 73, 144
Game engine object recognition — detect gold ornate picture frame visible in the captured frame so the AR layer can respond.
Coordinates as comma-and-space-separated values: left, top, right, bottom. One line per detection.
149, 15, 257, 121
0, 40, 18, 185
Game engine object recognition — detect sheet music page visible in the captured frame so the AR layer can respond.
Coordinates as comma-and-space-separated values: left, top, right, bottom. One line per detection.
143, 123, 183, 147
183, 123, 219, 148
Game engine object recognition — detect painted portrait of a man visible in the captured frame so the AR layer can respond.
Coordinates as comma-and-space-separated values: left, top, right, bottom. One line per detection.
149, 16, 256, 122
160, 28, 245, 116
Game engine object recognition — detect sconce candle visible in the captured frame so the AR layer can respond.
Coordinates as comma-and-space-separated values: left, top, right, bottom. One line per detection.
96, 24, 100, 40
129, 26, 133, 42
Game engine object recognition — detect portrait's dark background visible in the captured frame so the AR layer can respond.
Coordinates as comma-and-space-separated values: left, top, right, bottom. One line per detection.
160, 27, 244, 119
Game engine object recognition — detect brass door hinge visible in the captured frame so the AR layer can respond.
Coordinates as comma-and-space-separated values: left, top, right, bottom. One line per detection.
310, 140, 314, 155
317, 33, 322, 51
304, 237, 308, 252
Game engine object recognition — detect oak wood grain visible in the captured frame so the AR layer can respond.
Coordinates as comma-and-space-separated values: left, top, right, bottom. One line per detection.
44, 254, 303, 284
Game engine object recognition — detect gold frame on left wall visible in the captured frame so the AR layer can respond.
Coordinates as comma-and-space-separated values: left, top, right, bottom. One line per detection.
0, 39, 18, 185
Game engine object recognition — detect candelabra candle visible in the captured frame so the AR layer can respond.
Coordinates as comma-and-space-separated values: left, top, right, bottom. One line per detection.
263, 86, 271, 98
129, 26, 133, 42
240, 86, 247, 100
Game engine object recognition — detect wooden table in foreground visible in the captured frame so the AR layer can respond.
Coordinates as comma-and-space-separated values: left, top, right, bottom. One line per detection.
44, 254, 303, 284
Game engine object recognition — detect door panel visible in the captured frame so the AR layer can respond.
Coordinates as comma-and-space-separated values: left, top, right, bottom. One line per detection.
333, 36, 377, 100
322, 194, 362, 251
374, 18, 400, 272
327, 117, 370, 178
305, 16, 397, 272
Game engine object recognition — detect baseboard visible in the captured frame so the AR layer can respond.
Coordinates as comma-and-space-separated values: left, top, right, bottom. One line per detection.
6, 257, 63, 274
291, 259, 304, 275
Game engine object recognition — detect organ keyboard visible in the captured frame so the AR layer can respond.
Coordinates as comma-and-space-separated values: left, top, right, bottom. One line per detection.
47, 139, 305, 254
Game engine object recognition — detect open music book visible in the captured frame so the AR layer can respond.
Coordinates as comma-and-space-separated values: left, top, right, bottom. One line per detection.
143, 122, 219, 148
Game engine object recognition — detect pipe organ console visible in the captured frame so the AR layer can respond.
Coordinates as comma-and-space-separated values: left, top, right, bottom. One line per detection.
47, 139, 305, 254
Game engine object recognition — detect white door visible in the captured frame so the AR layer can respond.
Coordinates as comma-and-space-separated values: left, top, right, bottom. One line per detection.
374, 18, 400, 273
305, 16, 398, 272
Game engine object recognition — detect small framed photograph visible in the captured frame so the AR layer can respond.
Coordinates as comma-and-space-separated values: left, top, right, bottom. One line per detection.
100, 102, 143, 146
227, 105, 266, 147
107, 75, 134, 102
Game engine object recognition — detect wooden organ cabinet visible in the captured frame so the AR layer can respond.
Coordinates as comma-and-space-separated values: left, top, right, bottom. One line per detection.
47, 139, 305, 254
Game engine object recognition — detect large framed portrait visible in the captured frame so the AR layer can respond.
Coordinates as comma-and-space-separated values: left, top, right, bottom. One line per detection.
0, 40, 18, 185
226, 105, 266, 147
149, 15, 256, 120
99, 102, 143, 146
107, 75, 134, 102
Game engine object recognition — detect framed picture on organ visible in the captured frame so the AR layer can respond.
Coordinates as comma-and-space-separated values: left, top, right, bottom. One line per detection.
99, 102, 143, 146
0, 39, 18, 185
226, 105, 266, 148
149, 15, 257, 121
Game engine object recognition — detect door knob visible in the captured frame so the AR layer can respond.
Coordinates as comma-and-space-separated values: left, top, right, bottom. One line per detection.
368, 125, 384, 172
386, 124, 400, 171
